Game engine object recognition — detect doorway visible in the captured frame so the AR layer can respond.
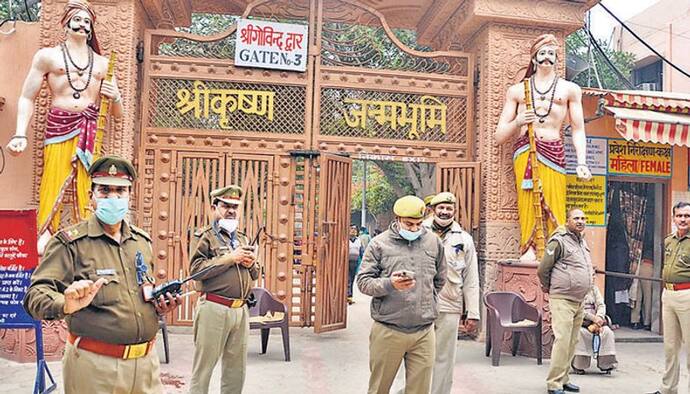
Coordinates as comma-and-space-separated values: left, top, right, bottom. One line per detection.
350, 159, 436, 234
605, 180, 665, 334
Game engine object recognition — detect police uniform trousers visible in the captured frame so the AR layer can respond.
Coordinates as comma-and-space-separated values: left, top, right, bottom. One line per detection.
368, 321, 435, 394
62, 341, 163, 394
189, 298, 249, 394
390, 313, 460, 394
546, 298, 584, 391
431, 312, 462, 394
660, 288, 690, 394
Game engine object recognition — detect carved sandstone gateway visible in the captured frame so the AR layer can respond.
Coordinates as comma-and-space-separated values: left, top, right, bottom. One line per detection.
0, 0, 597, 363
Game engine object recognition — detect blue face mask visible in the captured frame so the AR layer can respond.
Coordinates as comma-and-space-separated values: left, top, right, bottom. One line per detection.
95, 197, 129, 225
399, 228, 422, 241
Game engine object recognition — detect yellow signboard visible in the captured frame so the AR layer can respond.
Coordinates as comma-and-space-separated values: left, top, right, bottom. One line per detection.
608, 139, 672, 177
566, 175, 606, 226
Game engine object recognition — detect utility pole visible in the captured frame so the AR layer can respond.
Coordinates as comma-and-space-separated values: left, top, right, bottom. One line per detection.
361, 160, 367, 228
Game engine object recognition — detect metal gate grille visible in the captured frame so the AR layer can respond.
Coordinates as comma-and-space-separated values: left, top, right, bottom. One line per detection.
139, 0, 474, 330
173, 154, 223, 324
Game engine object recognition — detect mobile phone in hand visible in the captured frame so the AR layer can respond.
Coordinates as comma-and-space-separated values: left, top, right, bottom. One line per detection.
397, 270, 415, 280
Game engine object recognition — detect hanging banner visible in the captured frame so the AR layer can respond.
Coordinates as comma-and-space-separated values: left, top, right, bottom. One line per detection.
608, 139, 672, 177
235, 18, 308, 72
0, 210, 37, 326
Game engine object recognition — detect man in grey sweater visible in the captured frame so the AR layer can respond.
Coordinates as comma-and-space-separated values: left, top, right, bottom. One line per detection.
358, 195, 447, 394
538, 208, 593, 394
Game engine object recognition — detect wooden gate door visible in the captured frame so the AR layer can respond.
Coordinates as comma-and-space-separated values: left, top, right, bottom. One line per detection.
224, 154, 276, 290
437, 162, 481, 239
169, 152, 276, 325
314, 153, 352, 333
171, 152, 224, 325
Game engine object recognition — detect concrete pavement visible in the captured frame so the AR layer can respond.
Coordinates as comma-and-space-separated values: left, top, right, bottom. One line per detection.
1, 290, 686, 393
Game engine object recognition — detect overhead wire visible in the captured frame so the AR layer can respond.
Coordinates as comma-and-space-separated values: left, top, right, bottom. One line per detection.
22, 0, 31, 21
570, 28, 634, 89
583, 27, 635, 89
598, 1, 690, 80
625, 20, 690, 41
586, 13, 603, 88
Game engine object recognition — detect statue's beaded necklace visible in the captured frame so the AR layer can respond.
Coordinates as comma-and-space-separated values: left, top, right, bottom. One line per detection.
61, 42, 94, 100
530, 74, 558, 124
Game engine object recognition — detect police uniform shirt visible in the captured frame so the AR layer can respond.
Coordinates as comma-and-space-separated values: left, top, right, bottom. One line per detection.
664, 232, 690, 284
190, 225, 260, 299
24, 215, 159, 345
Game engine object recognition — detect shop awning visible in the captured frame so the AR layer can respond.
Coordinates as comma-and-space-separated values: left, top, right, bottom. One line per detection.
605, 106, 690, 147
604, 91, 690, 113
584, 88, 690, 113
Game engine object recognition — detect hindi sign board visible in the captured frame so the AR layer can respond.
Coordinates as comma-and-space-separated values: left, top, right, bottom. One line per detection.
566, 175, 607, 226
564, 135, 607, 175
608, 139, 672, 177
564, 136, 607, 226
235, 19, 308, 72
0, 210, 38, 326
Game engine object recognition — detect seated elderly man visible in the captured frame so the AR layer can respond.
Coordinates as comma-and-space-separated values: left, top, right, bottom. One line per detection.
572, 276, 618, 374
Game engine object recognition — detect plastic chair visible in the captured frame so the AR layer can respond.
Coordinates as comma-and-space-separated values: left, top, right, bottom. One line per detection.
484, 291, 542, 367
248, 287, 291, 362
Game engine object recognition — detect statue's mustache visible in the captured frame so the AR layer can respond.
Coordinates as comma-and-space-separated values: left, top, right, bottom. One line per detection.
69, 24, 91, 34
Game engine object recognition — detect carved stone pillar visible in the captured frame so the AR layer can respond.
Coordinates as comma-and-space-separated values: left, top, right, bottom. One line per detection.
429, 0, 594, 357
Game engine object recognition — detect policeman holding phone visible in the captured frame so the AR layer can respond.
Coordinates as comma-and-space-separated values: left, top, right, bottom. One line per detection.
358, 195, 447, 394
189, 185, 260, 394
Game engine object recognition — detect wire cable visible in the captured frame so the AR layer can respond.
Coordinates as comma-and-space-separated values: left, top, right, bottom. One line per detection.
22, 0, 32, 21
584, 27, 635, 89
571, 29, 634, 89
598, 1, 690, 80
625, 20, 690, 41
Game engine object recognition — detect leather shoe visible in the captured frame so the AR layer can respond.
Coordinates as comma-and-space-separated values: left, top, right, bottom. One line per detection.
563, 383, 580, 392
547, 390, 565, 394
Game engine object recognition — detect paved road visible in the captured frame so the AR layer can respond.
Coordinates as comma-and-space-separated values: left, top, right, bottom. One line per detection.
1, 291, 686, 393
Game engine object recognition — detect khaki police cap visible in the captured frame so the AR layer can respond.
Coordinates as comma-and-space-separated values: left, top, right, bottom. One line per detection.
210, 185, 243, 205
423, 194, 436, 206
430, 192, 457, 206
393, 195, 426, 219
89, 155, 137, 186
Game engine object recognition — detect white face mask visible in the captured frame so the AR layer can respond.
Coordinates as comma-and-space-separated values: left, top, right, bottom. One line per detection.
218, 219, 238, 234
434, 216, 454, 227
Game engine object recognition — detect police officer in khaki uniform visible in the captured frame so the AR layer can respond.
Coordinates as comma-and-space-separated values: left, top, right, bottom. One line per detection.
189, 185, 260, 394
538, 208, 592, 394
649, 202, 690, 394
24, 155, 180, 394
358, 195, 446, 394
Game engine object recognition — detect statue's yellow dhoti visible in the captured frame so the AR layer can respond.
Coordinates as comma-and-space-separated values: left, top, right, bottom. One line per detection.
513, 133, 566, 255
38, 104, 100, 235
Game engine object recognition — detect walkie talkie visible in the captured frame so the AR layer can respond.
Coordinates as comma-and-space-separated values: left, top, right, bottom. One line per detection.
151, 264, 218, 301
